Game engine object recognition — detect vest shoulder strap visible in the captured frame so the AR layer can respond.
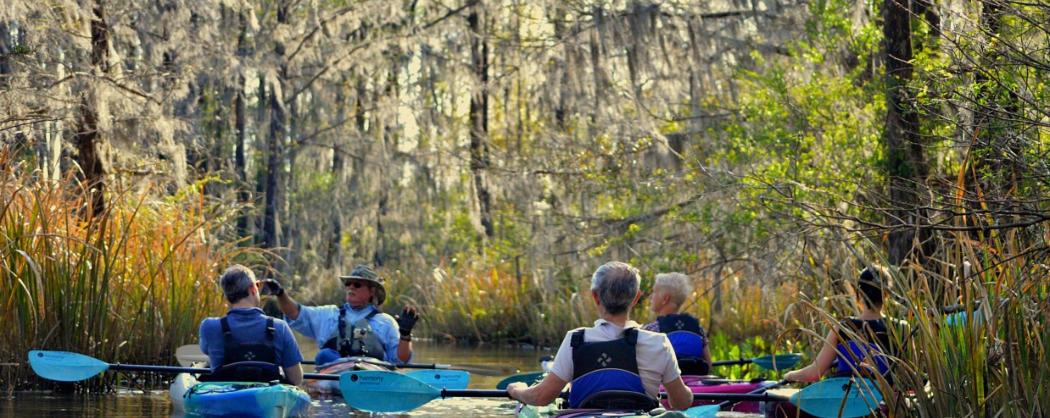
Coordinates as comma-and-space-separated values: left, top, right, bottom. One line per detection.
624, 327, 638, 346
571, 329, 586, 348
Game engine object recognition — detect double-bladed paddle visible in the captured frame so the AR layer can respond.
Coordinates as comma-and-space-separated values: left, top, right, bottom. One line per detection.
338, 370, 882, 418
497, 353, 801, 390
495, 355, 553, 390
28, 350, 469, 390
175, 344, 503, 376
712, 353, 803, 370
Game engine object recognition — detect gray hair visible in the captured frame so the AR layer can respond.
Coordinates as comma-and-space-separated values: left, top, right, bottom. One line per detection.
220, 264, 256, 303
590, 261, 640, 315
654, 272, 692, 308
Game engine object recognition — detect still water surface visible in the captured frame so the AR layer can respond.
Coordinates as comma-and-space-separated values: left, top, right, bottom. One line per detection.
2, 341, 551, 417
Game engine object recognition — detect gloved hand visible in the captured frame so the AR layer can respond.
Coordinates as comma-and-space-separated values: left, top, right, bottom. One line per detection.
260, 279, 284, 297
395, 306, 419, 336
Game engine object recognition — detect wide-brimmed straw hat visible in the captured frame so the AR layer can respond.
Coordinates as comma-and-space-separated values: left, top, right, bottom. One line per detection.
339, 264, 386, 306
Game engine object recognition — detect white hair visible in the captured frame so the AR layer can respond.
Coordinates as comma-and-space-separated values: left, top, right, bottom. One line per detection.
653, 272, 692, 308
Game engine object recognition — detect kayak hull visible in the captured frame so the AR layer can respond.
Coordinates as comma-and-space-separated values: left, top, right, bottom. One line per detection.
170, 374, 311, 418
305, 356, 391, 394
660, 375, 774, 412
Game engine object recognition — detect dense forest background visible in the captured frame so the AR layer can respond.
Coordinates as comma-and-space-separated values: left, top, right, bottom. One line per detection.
2, 0, 1049, 412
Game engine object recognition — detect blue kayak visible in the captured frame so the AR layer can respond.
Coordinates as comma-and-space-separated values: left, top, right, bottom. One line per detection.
171, 373, 311, 418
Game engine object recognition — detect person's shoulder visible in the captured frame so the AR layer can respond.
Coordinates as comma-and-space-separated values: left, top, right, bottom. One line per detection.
635, 327, 668, 341
373, 311, 396, 323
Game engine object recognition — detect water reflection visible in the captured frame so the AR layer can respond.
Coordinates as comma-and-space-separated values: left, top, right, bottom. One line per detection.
6, 341, 549, 417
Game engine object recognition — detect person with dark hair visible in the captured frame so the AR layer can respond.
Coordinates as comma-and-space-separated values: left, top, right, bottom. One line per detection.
784, 266, 908, 383
198, 265, 304, 384
507, 262, 694, 411
264, 264, 417, 366
643, 272, 712, 375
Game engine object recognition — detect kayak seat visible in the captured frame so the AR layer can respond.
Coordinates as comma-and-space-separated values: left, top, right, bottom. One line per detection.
577, 390, 658, 411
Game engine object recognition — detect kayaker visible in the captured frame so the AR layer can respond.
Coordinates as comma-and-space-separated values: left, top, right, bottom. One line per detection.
643, 272, 713, 375
198, 264, 304, 385
264, 264, 417, 366
784, 266, 908, 383
507, 261, 694, 411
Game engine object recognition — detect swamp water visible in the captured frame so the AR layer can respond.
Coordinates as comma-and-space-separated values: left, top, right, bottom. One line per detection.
2, 341, 550, 417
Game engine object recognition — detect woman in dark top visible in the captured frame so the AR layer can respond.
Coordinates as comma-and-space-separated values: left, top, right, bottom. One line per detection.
785, 266, 907, 383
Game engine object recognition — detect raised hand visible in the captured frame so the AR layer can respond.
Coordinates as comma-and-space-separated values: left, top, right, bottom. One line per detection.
260, 279, 284, 297
395, 306, 419, 336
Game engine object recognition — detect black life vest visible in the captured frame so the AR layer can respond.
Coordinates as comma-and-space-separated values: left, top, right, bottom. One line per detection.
201, 316, 284, 383
657, 314, 709, 375
568, 327, 656, 410
321, 306, 385, 360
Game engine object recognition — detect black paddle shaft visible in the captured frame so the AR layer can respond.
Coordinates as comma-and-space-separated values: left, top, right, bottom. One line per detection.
107, 363, 338, 381
435, 389, 787, 402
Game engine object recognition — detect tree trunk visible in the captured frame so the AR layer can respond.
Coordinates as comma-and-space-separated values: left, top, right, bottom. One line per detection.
234, 76, 250, 239
74, 0, 113, 217
262, 79, 286, 248
469, 6, 494, 239
882, 0, 930, 266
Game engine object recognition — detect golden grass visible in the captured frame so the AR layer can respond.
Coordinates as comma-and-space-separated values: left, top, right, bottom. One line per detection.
0, 149, 244, 390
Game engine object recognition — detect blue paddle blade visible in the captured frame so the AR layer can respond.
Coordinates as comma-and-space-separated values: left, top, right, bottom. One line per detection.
791, 377, 882, 418
683, 404, 721, 417
752, 353, 803, 371
496, 371, 544, 390
339, 370, 441, 412
28, 350, 110, 382
405, 369, 470, 390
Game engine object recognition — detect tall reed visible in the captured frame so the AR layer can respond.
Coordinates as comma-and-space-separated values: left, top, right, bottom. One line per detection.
0, 150, 242, 390
782, 231, 1049, 416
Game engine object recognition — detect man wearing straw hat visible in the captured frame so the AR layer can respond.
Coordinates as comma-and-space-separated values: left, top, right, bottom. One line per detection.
264, 264, 418, 366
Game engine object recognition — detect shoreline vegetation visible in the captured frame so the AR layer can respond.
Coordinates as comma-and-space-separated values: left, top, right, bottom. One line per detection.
1, 0, 1049, 415
2, 147, 1049, 414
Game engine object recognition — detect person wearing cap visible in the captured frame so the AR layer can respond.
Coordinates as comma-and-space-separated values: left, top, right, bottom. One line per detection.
507, 261, 693, 411
199, 264, 304, 384
784, 265, 909, 383
264, 264, 417, 366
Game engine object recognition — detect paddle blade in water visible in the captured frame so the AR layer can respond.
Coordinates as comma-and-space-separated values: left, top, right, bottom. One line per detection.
683, 404, 721, 417
496, 371, 544, 390
405, 369, 470, 390
339, 370, 441, 412
28, 350, 110, 382
753, 353, 803, 371
791, 377, 882, 418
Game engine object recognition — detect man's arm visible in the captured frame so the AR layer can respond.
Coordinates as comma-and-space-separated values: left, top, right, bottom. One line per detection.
283, 363, 304, 386
262, 279, 301, 320
506, 373, 568, 406
662, 377, 693, 410
395, 306, 418, 363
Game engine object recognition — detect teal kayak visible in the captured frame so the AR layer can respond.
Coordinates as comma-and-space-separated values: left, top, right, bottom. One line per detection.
171, 373, 311, 418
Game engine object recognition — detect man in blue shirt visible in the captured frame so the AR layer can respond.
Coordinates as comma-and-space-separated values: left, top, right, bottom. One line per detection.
264, 264, 417, 366
199, 265, 304, 384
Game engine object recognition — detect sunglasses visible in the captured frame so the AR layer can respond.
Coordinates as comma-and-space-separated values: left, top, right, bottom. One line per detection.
343, 280, 370, 289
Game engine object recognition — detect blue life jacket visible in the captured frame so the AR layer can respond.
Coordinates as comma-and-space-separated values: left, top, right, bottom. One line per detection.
832, 317, 903, 379
568, 327, 655, 410
202, 316, 284, 383
321, 306, 385, 360
656, 314, 708, 375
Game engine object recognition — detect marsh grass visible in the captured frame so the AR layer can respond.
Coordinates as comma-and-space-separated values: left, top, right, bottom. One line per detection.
782, 229, 1049, 416
0, 150, 243, 390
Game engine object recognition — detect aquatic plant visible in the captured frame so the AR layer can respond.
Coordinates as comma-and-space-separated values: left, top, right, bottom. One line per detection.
0, 149, 244, 390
